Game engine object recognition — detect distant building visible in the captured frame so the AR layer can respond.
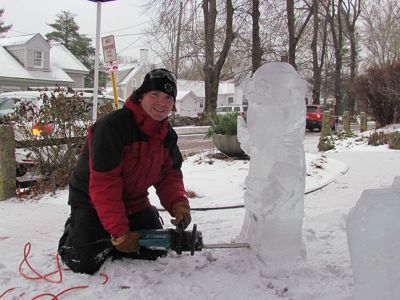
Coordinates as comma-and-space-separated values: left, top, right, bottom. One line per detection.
107, 59, 239, 111
0, 33, 89, 93
177, 79, 236, 107
175, 90, 202, 117
106, 49, 151, 99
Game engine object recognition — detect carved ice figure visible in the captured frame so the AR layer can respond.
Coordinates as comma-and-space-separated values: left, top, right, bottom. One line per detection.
237, 62, 307, 263
346, 177, 400, 300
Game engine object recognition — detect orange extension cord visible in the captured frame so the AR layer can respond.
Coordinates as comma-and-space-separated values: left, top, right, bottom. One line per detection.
0, 242, 109, 299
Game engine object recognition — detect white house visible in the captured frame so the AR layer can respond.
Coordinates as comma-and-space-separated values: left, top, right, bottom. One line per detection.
217, 81, 236, 105
175, 90, 202, 117
0, 33, 89, 93
106, 49, 151, 100
177, 79, 237, 107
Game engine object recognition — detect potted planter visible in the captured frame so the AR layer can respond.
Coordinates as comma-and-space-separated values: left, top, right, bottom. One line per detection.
206, 112, 244, 157
212, 133, 244, 156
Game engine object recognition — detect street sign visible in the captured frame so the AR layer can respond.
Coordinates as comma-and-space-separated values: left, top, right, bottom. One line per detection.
104, 61, 118, 74
101, 35, 117, 63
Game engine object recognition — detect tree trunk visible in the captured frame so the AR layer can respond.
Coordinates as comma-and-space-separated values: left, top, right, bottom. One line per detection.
0, 125, 15, 201
203, 0, 235, 114
286, 0, 313, 70
311, 0, 329, 105
252, 0, 262, 74
342, 0, 362, 114
287, 0, 297, 69
347, 27, 357, 113
330, 0, 344, 114
174, 0, 184, 77
311, 0, 320, 104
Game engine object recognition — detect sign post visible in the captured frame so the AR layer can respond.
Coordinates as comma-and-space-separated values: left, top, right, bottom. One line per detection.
102, 35, 119, 109
88, 0, 116, 121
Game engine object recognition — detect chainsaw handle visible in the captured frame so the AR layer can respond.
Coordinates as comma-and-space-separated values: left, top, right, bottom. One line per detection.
190, 224, 197, 256
175, 223, 184, 255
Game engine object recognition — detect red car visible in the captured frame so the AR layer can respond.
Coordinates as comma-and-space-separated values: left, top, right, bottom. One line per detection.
306, 105, 337, 131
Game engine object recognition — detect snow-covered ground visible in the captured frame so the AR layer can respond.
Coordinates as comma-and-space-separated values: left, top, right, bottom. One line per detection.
0, 128, 399, 299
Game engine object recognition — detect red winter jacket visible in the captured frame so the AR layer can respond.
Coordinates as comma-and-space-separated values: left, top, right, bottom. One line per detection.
68, 97, 188, 238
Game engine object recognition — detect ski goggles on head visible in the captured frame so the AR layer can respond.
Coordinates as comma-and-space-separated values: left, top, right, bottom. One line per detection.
147, 68, 177, 84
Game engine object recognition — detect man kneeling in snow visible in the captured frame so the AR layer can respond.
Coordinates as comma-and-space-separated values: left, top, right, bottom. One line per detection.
58, 69, 191, 274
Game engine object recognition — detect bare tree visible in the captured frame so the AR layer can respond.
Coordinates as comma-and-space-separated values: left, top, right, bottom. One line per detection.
350, 62, 400, 126
329, 0, 345, 114
203, 0, 235, 114
311, 0, 329, 104
251, 0, 262, 74
286, 0, 313, 69
144, 1, 203, 77
361, 0, 400, 67
175, 0, 184, 76
341, 0, 362, 113
221, 1, 287, 80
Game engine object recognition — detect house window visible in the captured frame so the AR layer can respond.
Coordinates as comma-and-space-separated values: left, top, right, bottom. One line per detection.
228, 96, 234, 104
33, 51, 43, 67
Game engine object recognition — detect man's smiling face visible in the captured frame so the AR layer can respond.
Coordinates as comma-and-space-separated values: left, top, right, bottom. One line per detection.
140, 90, 174, 121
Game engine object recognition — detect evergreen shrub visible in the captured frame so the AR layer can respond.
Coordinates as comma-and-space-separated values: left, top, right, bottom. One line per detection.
205, 112, 239, 138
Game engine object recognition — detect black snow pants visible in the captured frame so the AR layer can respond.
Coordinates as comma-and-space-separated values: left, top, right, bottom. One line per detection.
58, 205, 164, 274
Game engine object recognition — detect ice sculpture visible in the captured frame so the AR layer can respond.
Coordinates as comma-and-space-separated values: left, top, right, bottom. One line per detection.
346, 177, 400, 300
238, 62, 307, 263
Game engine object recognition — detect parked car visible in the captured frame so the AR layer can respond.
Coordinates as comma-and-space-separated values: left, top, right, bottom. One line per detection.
306, 105, 337, 131
216, 105, 248, 117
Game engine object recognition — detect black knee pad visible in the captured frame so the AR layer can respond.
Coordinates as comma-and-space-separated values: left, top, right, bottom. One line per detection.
59, 245, 111, 275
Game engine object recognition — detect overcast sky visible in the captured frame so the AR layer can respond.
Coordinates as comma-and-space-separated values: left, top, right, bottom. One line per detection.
1, 0, 151, 60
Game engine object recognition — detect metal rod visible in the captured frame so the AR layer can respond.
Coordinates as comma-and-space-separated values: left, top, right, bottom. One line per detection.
92, 1, 102, 122
203, 243, 250, 249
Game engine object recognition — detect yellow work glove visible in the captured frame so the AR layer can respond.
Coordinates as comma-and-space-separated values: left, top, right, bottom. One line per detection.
111, 231, 141, 254
171, 202, 191, 229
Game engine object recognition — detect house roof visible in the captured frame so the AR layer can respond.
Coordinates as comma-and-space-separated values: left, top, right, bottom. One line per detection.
50, 42, 89, 73
177, 79, 205, 98
0, 34, 36, 47
118, 63, 140, 85
0, 45, 73, 82
177, 79, 234, 98
0, 33, 89, 83
176, 90, 199, 102
0, 46, 33, 79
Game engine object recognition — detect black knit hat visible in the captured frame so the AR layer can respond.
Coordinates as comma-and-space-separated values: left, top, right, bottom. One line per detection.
134, 68, 177, 102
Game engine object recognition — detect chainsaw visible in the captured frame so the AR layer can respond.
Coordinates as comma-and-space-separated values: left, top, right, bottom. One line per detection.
137, 223, 249, 256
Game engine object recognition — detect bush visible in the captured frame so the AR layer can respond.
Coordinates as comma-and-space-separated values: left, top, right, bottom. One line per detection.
168, 114, 211, 127
205, 112, 239, 138
367, 131, 400, 148
388, 132, 400, 149
10, 93, 114, 193
368, 131, 390, 146
350, 62, 400, 127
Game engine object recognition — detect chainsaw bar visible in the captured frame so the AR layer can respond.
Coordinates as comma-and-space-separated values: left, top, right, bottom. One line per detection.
202, 242, 250, 249
138, 224, 250, 256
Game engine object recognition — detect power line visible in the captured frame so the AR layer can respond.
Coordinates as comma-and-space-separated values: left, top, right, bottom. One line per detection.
117, 35, 145, 55
86, 20, 151, 37
111, 32, 144, 38
8, 29, 31, 35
